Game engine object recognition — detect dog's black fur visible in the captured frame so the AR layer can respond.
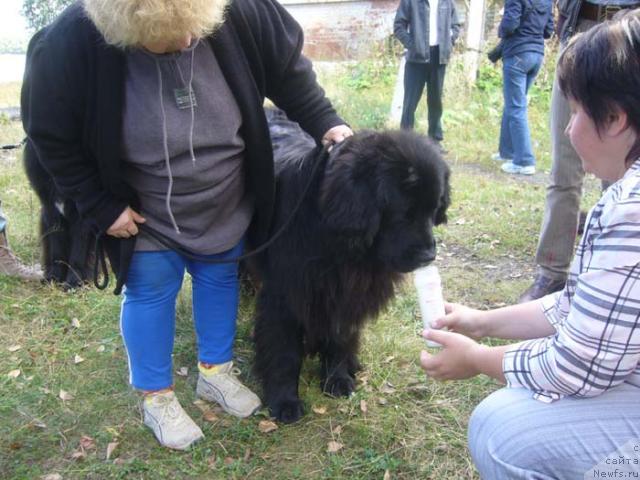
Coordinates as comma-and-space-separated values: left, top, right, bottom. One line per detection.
23, 141, 95, 288
254, 110, 451, 423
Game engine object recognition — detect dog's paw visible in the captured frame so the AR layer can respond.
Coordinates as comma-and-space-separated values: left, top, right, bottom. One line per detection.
322, 375, 356, 398
270, 398, 304, 424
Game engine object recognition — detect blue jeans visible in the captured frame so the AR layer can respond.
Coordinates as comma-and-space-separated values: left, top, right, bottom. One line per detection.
469, 384, 640, 479
499, 52, 543, 167
120, 240, 243, 390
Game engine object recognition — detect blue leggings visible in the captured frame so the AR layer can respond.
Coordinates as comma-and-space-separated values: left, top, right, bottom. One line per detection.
120, 241, 243, 390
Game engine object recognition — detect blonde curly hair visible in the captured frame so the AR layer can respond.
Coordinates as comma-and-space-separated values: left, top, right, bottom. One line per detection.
83, 0, 229, 48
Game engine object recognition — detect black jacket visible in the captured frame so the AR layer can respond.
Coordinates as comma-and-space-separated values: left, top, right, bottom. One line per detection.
499, 0, 554, 58
393, 0, 461, 64
21, 0, 343, 294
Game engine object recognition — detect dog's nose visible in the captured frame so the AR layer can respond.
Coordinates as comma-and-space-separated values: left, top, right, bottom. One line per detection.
420, 239, 437, 264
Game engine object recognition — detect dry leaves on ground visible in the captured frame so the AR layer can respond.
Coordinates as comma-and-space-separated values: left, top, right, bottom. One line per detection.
106, 442, 118, 460
59, 390, 74, 401
258, 420, 278, 433
327, 441, 343, 453
312, 405, 327, 415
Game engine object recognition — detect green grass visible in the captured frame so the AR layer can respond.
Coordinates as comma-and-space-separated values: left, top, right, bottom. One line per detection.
0, 49, 601, 479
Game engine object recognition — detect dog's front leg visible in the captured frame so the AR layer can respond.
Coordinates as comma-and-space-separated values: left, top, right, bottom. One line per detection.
254, 290, 305, 423
319, 330, 361, 398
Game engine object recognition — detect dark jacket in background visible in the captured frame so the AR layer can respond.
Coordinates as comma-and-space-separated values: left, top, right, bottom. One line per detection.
21, 0, 343, 294
394, 0, 462, 64
499, 0, 554, 58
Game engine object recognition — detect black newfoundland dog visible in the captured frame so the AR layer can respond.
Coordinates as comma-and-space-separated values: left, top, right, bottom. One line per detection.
23, 140, 96, 288
254, 110, 451, 423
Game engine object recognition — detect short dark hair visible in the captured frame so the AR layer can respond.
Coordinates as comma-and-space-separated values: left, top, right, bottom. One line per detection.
557, 9, 640, 163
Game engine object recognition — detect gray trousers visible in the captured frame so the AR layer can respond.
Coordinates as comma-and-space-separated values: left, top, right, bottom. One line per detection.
469, 384, 640, 479
535, 19, 599, 281
0, 200, 6, 233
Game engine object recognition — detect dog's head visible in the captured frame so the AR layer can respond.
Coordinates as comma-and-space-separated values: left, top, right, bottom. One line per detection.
319, 130, 450, 272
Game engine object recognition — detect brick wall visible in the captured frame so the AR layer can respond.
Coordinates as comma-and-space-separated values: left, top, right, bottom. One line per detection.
280, 0, 398, 60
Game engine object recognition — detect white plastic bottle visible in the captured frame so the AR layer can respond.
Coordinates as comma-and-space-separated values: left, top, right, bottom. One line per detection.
414, 265, 445, 348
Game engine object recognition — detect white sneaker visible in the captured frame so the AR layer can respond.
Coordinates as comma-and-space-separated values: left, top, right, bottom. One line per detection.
491, 153, 512, 162
501, 161, 536, 175
142, 391, 204, 450
196, 361, 261, 418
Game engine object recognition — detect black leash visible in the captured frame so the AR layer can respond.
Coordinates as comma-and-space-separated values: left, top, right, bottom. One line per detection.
93, 144, 332, 289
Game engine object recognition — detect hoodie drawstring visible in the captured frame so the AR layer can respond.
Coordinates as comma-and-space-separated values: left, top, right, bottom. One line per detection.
187, 46, 196, 165
155, 58, 181, 235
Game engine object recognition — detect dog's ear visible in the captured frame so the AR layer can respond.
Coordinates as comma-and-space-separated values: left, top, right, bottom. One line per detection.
320, 155, 381, 249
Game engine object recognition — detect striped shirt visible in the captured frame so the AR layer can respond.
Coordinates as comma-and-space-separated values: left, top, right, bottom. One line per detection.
503, 160, 640, 403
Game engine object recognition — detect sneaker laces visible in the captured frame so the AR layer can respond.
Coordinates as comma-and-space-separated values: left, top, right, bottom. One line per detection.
154, 395, 188, 428
204, 366, 244, 396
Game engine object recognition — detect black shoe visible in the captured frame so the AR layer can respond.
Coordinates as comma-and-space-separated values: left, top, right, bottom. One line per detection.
518, 274, 566, 304
577, 210, 587, 236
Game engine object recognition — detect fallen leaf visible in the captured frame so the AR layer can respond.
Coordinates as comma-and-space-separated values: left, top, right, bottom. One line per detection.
312, 405, 327, 415
176, 367, 188, 377
106, 442, 118, 460
203, 411, 219, 423
41, 475, 62, 480
7, 369, 21, 379
383, 469, 391, 480
73, 355, 84, 365
193, 399, 210, 413
28, 419, 47, 429
258, 420, 278, 433
331, 425, 342, 435
377, 397, 388, 405
79, 435, 95, 450
207, 455, 217, 468
356, 373, 369, 385
380, 382, 396, 395
71, 318, 81, 329
243, 448, 251, 461
70, 449, 86, 461
383, 355, 395, 364
327, 441, 343, 453
360, 400, 368, 414
96, 345, 105, 353
59, 390, 75, 401
8, 345, 21, 352
224, 457, 234, 466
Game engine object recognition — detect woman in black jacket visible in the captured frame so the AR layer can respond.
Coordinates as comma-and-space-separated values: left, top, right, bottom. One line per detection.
22, 0, 351, 450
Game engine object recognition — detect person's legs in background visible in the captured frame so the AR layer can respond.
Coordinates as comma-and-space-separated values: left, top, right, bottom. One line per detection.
0, 199, 43, 281
468, 384, 640, 479
425, 45, 447, 146
500, 53, 541, 175
498, 103, 515, 162
519, 18, 598, 302
400, 61, 428, 130
519, 68, 584, 301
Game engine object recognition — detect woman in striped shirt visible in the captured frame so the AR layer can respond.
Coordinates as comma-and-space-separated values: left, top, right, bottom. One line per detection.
421, 10, 640, 478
